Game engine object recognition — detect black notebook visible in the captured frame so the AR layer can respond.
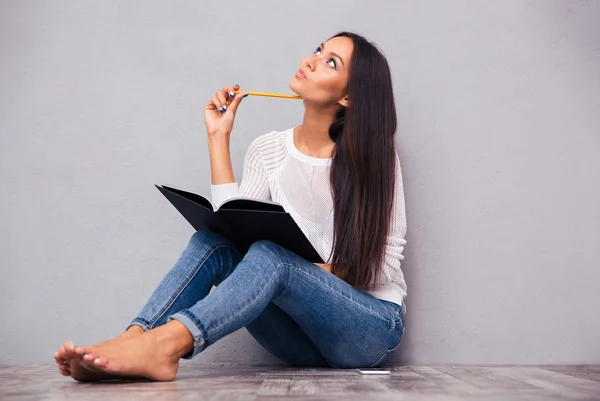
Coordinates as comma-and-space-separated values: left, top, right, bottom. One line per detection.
156, 184, 324, 263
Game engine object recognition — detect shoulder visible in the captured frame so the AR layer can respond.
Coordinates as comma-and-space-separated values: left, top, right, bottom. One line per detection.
245, 127, 291, 169
249, 127, 288, 150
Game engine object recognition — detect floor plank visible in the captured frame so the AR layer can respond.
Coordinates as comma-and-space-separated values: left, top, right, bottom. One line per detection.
0, 364, 599, 401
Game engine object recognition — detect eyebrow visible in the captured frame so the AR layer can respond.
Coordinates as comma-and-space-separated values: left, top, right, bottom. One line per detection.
320, 42, 345, 67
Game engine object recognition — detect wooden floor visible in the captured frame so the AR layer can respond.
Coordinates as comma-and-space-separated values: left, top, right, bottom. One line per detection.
1, 363, 599, 400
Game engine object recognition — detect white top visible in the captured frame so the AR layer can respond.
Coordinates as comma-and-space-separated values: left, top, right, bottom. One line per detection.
211, 126, 408, 306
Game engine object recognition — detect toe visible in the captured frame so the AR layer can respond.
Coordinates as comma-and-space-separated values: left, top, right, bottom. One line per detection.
93, 357, 108, 367
74, 345, 92, 355
63, 340, 75, 354
57, 346, 69, 362
54, 350, 69, 367
58, 364, 71, 376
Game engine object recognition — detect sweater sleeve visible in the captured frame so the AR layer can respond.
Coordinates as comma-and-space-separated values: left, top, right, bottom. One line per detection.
210, 137, 271, 208
378, 151, 408, 284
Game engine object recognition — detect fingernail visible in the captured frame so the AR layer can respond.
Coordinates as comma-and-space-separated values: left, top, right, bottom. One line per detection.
243, 94, 248, 98
229, 91, 234, 98
223, 105, 226, 110
235, 84, 239, 86
218, 107, 223, 112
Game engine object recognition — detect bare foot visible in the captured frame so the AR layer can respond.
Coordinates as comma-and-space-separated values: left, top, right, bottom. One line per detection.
58, 327, 145, 382
72, 326, 145, 371
54, 344, 72, 376
72, 321, 193, 382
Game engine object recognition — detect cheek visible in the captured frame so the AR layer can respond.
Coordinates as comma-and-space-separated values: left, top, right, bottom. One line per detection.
313, 75, 342, 91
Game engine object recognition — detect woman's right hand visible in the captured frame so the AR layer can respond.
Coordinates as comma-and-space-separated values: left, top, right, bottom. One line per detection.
204, 84, 247, 138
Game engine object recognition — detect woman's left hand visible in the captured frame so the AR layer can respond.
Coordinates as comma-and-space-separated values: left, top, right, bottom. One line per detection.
314, 263, 332, 272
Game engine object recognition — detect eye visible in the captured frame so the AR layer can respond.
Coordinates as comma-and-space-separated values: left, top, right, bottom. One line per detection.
313, 47, 337, 69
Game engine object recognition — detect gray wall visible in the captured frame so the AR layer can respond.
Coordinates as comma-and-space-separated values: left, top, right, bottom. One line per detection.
1, 0, 599, 365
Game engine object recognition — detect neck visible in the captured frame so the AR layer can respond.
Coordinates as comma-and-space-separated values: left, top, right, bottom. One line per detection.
296, 103, 337, 157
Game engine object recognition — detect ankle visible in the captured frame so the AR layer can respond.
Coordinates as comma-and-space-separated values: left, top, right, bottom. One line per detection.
125, 325, 145, 335
151, 321, 194, 359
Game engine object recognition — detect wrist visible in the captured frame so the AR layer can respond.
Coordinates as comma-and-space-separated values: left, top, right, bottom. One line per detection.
207, 133, 230, 146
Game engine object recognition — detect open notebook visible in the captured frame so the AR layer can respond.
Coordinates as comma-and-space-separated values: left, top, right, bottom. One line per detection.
156, 184, 324, 263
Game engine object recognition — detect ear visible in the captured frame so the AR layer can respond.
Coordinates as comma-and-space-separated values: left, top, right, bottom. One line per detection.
338, 95, 349, 108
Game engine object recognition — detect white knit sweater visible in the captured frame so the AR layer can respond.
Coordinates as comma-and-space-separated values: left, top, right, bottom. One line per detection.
211, 125, 408, 306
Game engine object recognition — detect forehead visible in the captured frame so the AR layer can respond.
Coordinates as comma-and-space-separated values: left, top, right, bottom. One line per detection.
323, 37, 353, 63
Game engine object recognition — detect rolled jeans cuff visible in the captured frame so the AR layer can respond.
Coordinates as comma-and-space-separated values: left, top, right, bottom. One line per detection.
167, 309, 208, 359
126, 318, 152, 332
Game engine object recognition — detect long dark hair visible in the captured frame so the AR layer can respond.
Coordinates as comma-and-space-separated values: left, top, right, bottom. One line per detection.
326, 31, 398, 290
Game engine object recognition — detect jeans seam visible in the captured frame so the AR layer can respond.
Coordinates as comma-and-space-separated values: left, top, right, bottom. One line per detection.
369, 325, 405, 367
280, 262, 391, 324
148, 244, 236, 328
369, 349, 392, 367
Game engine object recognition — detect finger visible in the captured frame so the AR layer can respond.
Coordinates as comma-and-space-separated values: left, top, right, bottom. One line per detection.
213, 96, 225, 112
208, 96, 221, 111
225, 92, 247, 115
227, 84, 240, 96
205, 98, 218, 110
222, 84, 240, 104
215, 90, 228, 112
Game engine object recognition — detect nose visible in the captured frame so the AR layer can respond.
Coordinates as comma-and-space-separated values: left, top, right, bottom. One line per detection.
304, 59, 314, 73
303, 55, 316, 71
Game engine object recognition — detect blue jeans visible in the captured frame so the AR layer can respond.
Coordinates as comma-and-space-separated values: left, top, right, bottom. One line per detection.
127, 229, 406, 368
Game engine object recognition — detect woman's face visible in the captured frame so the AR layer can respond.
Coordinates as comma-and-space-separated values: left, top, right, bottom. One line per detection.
289, 36, 353, 108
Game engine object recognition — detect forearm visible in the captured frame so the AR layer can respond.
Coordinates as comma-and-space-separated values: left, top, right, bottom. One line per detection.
207, 135, 235, 185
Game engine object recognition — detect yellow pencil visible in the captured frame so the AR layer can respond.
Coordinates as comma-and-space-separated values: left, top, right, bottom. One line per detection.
233, 90, 302, 99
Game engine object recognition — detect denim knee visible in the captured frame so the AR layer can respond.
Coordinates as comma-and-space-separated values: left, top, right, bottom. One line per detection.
246, 239, 282, 259
190, 229, 238, 251
244, 240, 290, 273
247, 239, 280, 253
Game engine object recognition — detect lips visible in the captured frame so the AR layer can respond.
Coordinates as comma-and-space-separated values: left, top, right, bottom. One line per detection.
297, 68, 307, 79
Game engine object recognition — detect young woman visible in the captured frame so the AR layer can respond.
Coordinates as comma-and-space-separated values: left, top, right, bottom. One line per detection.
54, 31, 408, 382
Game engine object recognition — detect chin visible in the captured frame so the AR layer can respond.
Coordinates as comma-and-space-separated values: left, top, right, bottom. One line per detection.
288, 78, 307, 99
